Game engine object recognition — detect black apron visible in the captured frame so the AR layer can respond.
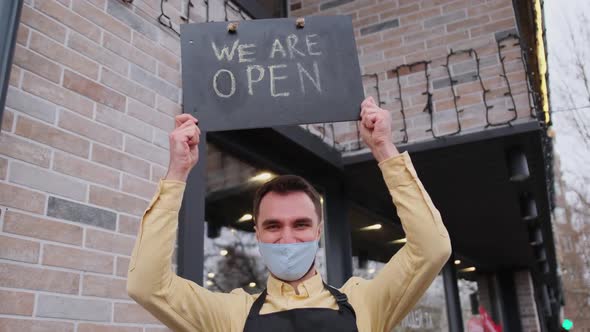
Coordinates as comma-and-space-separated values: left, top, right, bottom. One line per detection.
242, 282, 359, 332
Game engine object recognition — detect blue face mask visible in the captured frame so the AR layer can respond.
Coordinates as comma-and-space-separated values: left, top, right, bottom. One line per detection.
258, 240, 319, 281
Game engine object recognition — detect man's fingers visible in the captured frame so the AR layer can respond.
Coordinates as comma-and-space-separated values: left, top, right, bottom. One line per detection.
175, 114, 199, 128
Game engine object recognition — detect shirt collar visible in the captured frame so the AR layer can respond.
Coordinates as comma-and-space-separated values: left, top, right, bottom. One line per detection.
266, 270, 324, 298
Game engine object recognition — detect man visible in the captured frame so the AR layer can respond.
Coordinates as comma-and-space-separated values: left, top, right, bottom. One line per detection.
127, 96, 452, 332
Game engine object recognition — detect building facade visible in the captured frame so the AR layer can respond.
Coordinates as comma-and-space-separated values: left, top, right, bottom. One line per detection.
0, 0, 559, 331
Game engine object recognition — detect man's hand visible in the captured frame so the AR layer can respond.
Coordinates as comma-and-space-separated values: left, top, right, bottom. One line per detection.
164, 114, 201, 182
360, 96, 399, 163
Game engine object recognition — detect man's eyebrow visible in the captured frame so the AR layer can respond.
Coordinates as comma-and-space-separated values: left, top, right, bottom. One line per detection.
294, 218, 313, 224
260, 219, 280, 227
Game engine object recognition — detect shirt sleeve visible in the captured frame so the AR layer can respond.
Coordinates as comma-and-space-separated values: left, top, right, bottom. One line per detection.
126, 180, 251, 332
362, 151, 452, 331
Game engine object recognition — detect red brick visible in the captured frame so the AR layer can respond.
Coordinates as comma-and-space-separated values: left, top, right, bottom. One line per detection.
0, 290, 35, 316
43, 244, 114, 274
124, 135, 169, 166
122, 174, 158, 199
118, 214, 140, 235
357, 1, 395, 18
151, 164, 167, 182
16, 24, 29, 46
128, 99, 174, 132
156, 95, 182, 117
91, 144, 151, 179
0, 157, 6, 180
20, 5, 66, 43
22, 71, 93, 118
0, 182, 46, 214
78, 323, 142, 332
63, 70, 126, 112
0, 318, 74, 332
72, 0, 131, 42
132, 32, 179, 70
0, 235, 40, 263
53, 151, 120, 189
400, 7, 441, 26
3, 210, 83, 245
29, 31, 99, 80
15, 115, 90, 158
85, 228, 135, 256
87, 0, 106, 8
467, 1, 511, 17
384, 42, 425, 58
58, 109, 123, 149
89, 185, 149, 216
35, 0, 102, 43
447, 15, 491, 32
9, 65, 21, 87
114, 303, 160, 324
426, 30, 469, 49
0, 132, 51, 169
67, 32, 129, 77
0, 262, 79, 294
470, 18, 515, 38
100, 67, 155, 107
103, 32, 157, 74
381, 3, 420, 20
2, 109, 14, 132
116, 256, 130, 277
13, 45, 61, 83
157, 63, 181, 88
82, 274, 130, 300
363, 37, 402, 54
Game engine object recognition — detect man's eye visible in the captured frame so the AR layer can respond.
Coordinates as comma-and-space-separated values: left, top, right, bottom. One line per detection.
266, 225, 279, 230
295, 223, 309, 228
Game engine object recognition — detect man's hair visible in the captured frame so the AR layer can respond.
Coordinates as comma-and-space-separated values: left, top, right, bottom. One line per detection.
253, 175, 322, 223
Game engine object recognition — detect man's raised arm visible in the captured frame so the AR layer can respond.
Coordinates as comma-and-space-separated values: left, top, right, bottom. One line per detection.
126, 114, 248, 332
356, 97, 452, 331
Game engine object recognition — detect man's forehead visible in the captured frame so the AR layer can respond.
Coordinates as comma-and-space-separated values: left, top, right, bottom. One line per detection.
257, 191, 320, 222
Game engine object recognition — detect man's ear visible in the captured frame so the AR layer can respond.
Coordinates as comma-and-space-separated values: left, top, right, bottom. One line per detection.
316, 221, 323, 241
254, 223, 259, 242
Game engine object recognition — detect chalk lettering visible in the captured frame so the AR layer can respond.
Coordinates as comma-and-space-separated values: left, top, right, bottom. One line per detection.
211, 39, 240, 61
212, 69, 236, 98
286, 34, 306, 59
297, 62, 321, 93
270, 39, 287, 59
269, 64, 290, 97
238, 44, 256, 63
247, 65, 265, 95
305, 34, 322, 56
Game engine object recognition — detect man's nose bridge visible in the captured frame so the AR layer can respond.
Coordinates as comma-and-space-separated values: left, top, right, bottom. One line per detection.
279, 226, 296, 243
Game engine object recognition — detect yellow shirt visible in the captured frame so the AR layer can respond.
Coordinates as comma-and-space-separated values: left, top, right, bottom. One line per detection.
127, 151, 452, 332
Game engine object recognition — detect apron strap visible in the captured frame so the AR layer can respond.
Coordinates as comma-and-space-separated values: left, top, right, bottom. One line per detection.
323, 282, 357, 319
249, 289, 268, 316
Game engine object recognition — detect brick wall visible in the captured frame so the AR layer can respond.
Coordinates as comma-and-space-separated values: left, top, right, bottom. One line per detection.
514, 270, 542, 332
0, 0, 248, 330
0, 0, 540, 330
289, 0, 536, 152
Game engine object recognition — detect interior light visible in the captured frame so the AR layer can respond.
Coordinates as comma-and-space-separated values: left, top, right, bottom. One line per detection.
220, 249, 228, 256
238, 213, 253, 222
249, 282, 256, 288
460, 267, 476, 272
454, 260, 461, 265
390, 238, 407, 244
360, 224, 382, 231
251, 172, 274, 182
206, 280, 213, 286
207, 272, 215, 279
368, 268, 376, 274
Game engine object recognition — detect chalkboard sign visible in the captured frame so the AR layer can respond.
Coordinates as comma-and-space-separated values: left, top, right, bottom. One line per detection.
180, 16, 364, 131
